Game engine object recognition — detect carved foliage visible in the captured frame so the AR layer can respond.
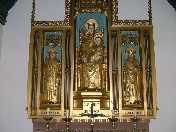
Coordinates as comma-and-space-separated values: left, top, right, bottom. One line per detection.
75, 0, 108, 15
121, 31, 140, 46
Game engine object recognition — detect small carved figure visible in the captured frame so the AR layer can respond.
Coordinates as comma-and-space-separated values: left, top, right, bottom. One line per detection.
90, 35, 104, 62
41, 48, 61, 104
123, 47, 141, 105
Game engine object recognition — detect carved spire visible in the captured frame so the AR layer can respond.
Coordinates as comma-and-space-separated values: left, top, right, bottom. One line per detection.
148, 0, 152, 25
64, 0, 71, 25
31, 0, 36, 25
112, 0, 118, 25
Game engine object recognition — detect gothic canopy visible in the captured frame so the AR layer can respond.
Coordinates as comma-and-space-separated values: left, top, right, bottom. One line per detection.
0, 0, 175, 25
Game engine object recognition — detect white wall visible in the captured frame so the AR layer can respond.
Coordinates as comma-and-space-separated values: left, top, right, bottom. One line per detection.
0, 0, 32, 131
0, 0, 65, 132
0, 0, 176, 132
150, 1, 176, 132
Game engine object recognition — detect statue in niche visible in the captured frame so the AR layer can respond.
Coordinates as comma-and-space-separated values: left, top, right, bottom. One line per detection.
123, 47, 142, 105
79, 19, 105, 91
41, 48, 61, 104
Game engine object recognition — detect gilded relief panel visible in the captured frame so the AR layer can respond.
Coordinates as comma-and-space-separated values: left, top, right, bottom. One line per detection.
40, 31, 63, 109
120, 30, 143, 108
119, 30, 145, 118
27, 29, 65, 118
113, 28, 157, 118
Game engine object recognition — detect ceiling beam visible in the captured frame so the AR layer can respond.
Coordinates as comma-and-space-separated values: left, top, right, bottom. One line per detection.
0, 0, 18, 25
167, 0, 176, 11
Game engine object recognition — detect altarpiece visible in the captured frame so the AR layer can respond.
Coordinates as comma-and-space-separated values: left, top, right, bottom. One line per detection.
27, 0, 157, 131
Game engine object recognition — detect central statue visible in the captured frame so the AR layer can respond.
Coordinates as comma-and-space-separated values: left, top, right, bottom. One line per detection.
78, 19, 106, 91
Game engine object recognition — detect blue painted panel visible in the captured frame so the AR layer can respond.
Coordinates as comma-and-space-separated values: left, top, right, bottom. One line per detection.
76, 12, 107, 48
43, 31, 63, 62
121, 30, 141, 66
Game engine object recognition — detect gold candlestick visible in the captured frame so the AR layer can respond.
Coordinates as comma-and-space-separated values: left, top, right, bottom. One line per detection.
108, 117, 118, 131
62, 117, 72, 132
63, 109, 72, 131
130, 115, 140, 132
43, 116, 53, 132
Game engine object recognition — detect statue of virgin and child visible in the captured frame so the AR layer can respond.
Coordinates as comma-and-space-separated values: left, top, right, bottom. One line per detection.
78, 19, 106, 91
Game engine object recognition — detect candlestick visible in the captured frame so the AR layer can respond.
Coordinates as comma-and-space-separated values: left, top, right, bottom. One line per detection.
111, 109, 115, 118
134, 109, 137, 118
108, 117, 118, 131
66, 109, 70, 118
47, 108, 50, 116
43, 116, 53, 132
131, 109, 140, 132
62, 118, 72, 132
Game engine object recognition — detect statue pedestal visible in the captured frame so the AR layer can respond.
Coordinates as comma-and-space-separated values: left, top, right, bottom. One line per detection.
82, 91, 101, 114
32, 119, 150, 132
81, 91, 102, 96
73, 91, 110, 110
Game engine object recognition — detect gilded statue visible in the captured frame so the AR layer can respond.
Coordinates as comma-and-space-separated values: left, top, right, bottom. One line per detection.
123, 47, 142, 105
41, 48, 61, 104
78, 19, 105, 91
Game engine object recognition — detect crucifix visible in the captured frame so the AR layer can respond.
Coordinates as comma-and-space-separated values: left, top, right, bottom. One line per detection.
80, 102, 104, 132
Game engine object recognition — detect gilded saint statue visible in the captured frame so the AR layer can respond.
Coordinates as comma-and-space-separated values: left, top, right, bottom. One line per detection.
41, 48, 61, 104
78, 19, 105, 91
123, 47, 142, 105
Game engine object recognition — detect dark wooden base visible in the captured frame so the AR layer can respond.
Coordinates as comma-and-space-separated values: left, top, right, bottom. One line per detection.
33, 118, 149, 132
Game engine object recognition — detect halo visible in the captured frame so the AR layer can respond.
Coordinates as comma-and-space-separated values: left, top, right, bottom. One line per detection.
125, 47, 136, 55
85, 19, 98, 30
48, 48, 58, 54
94, 33, 104, 42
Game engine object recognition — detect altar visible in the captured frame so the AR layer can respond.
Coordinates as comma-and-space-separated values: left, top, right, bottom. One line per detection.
26, 0, 157, 131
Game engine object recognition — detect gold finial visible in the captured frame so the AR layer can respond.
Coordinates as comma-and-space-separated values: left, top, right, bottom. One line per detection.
31, 0, 36, 25
116, 0, 119, 21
